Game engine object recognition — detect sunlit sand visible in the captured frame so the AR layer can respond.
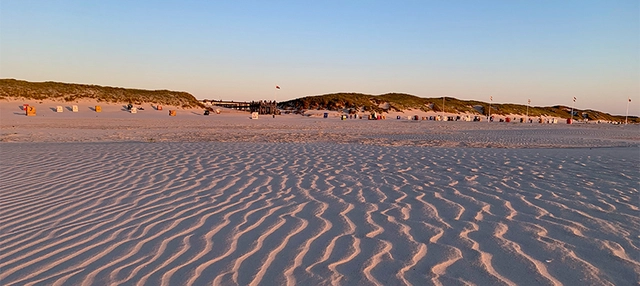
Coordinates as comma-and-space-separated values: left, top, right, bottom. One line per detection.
1, 99, 638, 285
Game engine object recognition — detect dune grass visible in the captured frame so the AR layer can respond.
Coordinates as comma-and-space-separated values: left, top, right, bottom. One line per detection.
279, 92, 637, 123
0, 79, 204, 108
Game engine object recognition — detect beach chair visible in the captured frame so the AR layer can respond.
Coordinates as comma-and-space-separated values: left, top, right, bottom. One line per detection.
26, 106, 36, 116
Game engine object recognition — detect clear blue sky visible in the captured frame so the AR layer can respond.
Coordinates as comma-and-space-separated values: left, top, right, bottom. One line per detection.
1, 0, 638, 115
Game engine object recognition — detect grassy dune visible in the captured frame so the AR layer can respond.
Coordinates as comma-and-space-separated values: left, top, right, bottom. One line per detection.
279, 92, 638, 123
0, 79, 204, 108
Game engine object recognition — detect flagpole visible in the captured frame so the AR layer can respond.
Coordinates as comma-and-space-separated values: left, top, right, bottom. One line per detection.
488, 96, 492, 122
273, 85, 282, 115
626, 97, 630, 125
442, 96, 445, 120
570, 97, 576, 123
526, 99, 530, 123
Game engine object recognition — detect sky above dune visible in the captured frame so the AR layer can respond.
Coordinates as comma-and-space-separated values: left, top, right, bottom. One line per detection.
1, 1, 638, 115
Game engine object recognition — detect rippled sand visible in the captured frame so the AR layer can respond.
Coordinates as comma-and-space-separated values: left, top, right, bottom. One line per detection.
1, 101, 639, 285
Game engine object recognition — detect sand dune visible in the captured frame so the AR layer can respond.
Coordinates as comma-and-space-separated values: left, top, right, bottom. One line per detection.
1, 141, 638, 285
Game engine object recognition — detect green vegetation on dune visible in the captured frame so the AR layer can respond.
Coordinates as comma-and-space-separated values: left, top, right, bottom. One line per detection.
373, 93, 432, 112
0, 79, 204, 108
279, 92, 638, 123
278, 93, 379, 112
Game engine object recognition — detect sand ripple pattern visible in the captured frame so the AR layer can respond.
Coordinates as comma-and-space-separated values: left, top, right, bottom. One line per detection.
1, 143, 638, 285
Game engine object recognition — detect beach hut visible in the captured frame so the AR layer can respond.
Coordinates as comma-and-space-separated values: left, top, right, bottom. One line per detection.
130, 107, 137, 114
169, 110, 177, 116
95, 106, 101, 112
505, 117, 511, 123
72, 105, 78, 112
204, 109, 210, 115
324, 113, 328, 118
251, 112, 259, 119
215, 109, 221, 114
56, 106, 63, 113
157, 105, 163, 111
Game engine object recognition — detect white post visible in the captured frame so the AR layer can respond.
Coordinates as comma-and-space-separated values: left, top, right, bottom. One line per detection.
626, 97, 630, 125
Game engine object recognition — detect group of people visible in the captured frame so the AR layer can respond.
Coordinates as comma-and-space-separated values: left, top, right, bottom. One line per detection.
126, 103, 144, 111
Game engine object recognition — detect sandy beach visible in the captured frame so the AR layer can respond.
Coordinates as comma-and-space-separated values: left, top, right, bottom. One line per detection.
1, 99, 639, 285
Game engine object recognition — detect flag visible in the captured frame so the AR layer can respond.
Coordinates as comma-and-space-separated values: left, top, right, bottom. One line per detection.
275, 85, 280, 89
490, 96, 493, 101
629, 98, 632, 102
573, 97, 576, 102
